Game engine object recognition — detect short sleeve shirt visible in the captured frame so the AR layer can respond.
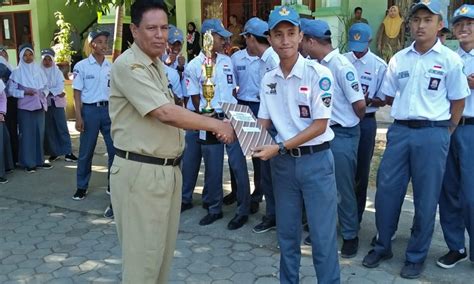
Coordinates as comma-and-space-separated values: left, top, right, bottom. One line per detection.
320, 49, 364, 127
109, 43, 184, 158
231, 49, 260, 102
165, 65, 183, 99
344, 50, 387, 113
457, 48, 474, 117
72, 54, 111, 103
184, 52, 237, 110
258, 54, 335, 146
259, 47, 279, 79
381, 40, 470, 121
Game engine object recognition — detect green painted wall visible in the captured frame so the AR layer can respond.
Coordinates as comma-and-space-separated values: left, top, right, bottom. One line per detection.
347, 0, 387, 51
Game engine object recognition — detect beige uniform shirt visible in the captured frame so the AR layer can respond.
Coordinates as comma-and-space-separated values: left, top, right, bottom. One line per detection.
109, 43, 184, 158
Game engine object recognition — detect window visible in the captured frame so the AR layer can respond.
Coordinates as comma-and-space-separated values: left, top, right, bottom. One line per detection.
0, 12, 32, 50
0, 14, 15, 48
1, 0, 30, 5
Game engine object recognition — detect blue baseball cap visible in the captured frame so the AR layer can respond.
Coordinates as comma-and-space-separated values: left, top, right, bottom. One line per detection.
201, 19, 232, 38
41, 48, 55, 58
410, 0, 443, 16
452, 4, 474, 25
240, 17, 268, 37
88, 30, 110, 43
268, 6, 300, 30
168, 25, 184, 44
348, 23, 372, 52
301, 19, 331, 39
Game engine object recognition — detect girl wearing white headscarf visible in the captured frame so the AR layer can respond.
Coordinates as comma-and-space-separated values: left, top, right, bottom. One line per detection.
8, 44, 52, 172
41, 48, 77, 162
0, 80, 13, 183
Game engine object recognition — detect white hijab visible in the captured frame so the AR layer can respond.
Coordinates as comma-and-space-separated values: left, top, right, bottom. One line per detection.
41, 54, 60, 88
10, 47, 47, 90
0, 56, 12, 71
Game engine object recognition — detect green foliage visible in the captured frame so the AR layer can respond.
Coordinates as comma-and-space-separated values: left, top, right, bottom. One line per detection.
65, 0, 134, 14
336, 13, 352, 53
53, 11, 76, 63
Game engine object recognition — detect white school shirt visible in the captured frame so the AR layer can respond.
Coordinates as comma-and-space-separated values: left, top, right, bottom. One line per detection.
259, 47, 279, 79
457, 48, 474, 118
320, 49, 364, 127
72, 55, 111, 103
344, 50, 387, 113
165, 65, 183, 99
258, 54, 335, 146
231, 49, 260, 102
381, 40, 470, 121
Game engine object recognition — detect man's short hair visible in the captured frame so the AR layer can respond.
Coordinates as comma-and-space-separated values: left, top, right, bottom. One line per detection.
354, 7, 363, 13
248, 34, 269, 45
131, 0, 169, 27
303, 34, 332, 46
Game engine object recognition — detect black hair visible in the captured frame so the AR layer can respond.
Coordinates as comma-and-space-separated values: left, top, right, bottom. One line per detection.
188, 22, 196, 31
354, 7, 362, 13
131, 0, 169, 26
248, 34, 269, 45
303, 34, 332, 45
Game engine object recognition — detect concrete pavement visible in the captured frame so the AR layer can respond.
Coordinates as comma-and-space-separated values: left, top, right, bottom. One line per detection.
0, 123, 472, 283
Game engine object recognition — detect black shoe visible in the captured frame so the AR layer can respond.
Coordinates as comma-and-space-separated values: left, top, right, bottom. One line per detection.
38, 163, 53, 170
25, 167, 36, 173
227, 214, 248, 230
252, 216, 276, 234
72, 188, 87, 201
250, 201, 259, 214
362, 249, 393, 268
181, 202, 193, 213
202, 202, 210, 210
223, 192, 236, 205
65, 153, 78, 162
304, 236, 312, 246
400, 261, 424, 279
199, 213, 223, 226
49, 156, 59, 162
436, 250, 468, 269
341, 237, 359, 258
103, 205, 114, 219
0, 177, 8, 184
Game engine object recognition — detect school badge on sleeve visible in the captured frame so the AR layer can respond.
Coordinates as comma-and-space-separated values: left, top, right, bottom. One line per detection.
321, 93, 331, 107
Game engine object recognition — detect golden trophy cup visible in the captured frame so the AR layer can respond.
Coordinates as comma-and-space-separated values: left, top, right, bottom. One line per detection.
201, 30, 215, 114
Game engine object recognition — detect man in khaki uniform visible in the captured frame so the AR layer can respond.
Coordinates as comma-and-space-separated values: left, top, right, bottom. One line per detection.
109, 1, 235, 283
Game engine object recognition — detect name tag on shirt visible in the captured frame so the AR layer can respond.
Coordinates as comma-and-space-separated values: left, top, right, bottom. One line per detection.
398, 71, 409, 79
85, 75, 95, 79
236, 66, 246, 71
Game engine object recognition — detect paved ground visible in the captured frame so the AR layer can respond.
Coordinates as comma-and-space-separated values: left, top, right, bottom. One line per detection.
0, 123, 472, 283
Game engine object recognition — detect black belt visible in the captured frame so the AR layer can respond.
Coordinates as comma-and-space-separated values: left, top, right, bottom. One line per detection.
364, 112, 376, 118
83, 101, 108, 107
331, 124, 342, 128
289, 142, 330, 157
459, 117, 474, 126
115, 148, 181, 166
394, 119, 450, 128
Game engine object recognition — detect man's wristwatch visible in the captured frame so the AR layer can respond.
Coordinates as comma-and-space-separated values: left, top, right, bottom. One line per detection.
277, 142, 287, 155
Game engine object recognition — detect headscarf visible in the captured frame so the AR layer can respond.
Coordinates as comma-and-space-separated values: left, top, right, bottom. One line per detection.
0, 47, 13, 71
383, 5, 404, 39
41, 53, 62, 92
10, 47, 47, 90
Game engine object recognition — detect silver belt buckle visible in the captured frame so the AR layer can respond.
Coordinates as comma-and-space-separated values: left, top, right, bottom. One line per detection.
290, 148, 302, 158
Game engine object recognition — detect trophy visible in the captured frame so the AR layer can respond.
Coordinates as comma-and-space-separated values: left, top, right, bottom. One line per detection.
201, 30, 215, 114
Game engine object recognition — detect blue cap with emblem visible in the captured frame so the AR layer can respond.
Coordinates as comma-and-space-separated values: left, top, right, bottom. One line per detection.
88, 30, 110, 43
201, 19, 232, 38
348, 23, 372, 52
410, 0, 443, 16
268, 6, 300, 30
41, 48, 55, 58
452, 4, 474, 25
301, 19, 331, 39
240, 17, 268, 37
168, 25, 184, 44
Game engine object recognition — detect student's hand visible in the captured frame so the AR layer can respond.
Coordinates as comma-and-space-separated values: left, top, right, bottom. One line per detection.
214, 120, 236, 144
251, 144, 279, 161
0, 113, 4, 122
75, 117, 84, 132
24, 89, 36, 96
58, 92, 66, 98
166, 53, 177, 66
467, 74, 474, 89
177, 54, 186, 67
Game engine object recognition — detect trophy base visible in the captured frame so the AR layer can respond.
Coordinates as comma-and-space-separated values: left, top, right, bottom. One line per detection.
198, 110, 225, 145
201, 108, 215, 114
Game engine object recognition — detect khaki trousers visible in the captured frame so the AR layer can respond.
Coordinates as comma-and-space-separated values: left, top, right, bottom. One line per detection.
110, 156, 182, 284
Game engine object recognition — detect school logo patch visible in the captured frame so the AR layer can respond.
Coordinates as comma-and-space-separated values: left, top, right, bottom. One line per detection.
428, 77, 441, 91
422, 0, 431, 4
319, 77, 331, 91
346, 71, 355, 81
460, 7, 469, 15
267, 82, 277, 94
298, 105, 310, 118
351, 82, 360, 92
227, 74, 233, 84
353, 33, 361, 41
321, 93, 331, 107
279, 7, 290, 16
361, 84, 369, 95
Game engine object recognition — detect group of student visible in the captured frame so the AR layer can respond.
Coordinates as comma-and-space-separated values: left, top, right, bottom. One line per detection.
0, 44, 78, 184
164, 1, 473, 282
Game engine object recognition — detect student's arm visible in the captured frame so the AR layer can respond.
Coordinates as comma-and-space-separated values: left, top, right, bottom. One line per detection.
449, 99, 465, 133
73, 89, 84, 132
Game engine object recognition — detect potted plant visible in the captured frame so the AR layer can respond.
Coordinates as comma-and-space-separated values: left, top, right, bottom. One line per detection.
52, 11, 76, 79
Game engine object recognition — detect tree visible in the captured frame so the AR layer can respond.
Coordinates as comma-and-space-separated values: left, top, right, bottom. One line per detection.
66, 0, 134, 61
